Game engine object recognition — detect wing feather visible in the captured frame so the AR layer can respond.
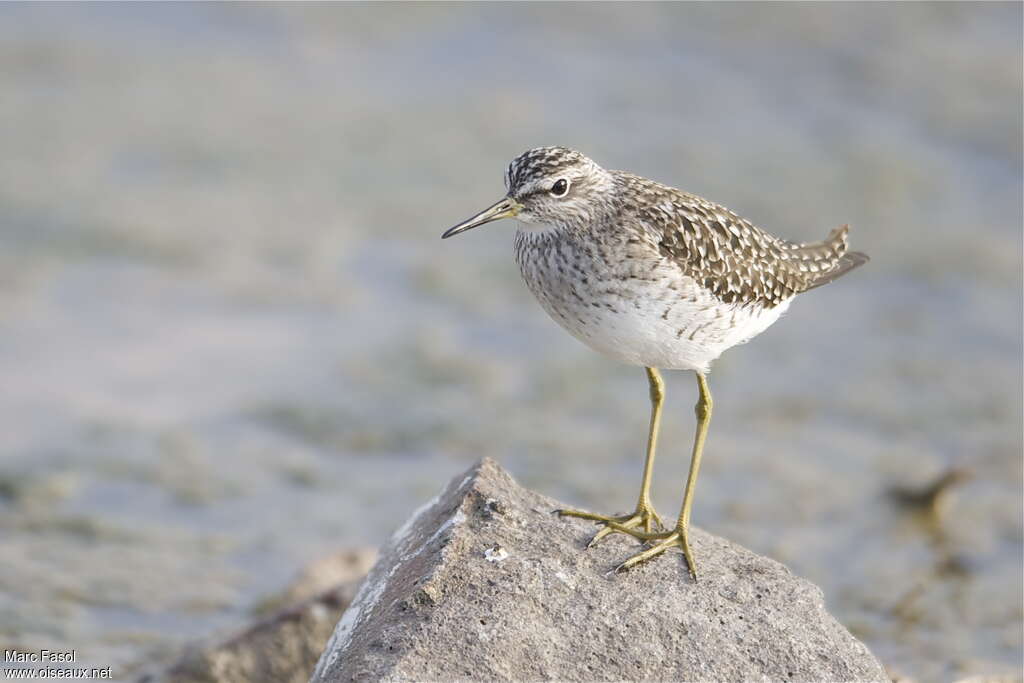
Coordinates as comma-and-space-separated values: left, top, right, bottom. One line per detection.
616, 173, 867, 308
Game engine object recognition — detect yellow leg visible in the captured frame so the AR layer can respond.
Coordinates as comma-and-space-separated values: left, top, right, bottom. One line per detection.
556, 367, 666, 544
614, 371, 713, 580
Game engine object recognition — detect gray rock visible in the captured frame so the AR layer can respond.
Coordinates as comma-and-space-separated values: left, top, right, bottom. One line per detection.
154, 549, 375, 683
312, 458, 888, 682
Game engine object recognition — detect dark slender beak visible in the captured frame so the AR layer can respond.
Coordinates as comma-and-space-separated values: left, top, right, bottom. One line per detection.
441, 196, 522, 239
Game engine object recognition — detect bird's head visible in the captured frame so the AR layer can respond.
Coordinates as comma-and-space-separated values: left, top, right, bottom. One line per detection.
442, 147, 616, 239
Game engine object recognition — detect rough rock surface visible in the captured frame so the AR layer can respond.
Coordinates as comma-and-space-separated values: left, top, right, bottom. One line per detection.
155, 549, 375, 683
312, 458, 887, 682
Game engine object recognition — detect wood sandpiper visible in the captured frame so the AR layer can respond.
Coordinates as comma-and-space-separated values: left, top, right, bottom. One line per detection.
442, 147, 868, 580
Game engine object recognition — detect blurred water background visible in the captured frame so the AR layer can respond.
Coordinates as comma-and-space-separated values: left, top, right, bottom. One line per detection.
0, 3, 1020, 681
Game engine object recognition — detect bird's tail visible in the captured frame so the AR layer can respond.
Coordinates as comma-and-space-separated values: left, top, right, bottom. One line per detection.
789, 224, 869, 291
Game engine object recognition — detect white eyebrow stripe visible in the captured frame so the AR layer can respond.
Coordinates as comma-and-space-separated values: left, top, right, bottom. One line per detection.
516, 178, 548, 196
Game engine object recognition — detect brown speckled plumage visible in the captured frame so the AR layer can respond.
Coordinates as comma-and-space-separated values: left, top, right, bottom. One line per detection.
506, 147, 867, 311
619, 173, 869, 308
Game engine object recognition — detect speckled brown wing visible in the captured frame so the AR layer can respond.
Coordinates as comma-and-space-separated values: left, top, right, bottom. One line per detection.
621, 175, 867, 309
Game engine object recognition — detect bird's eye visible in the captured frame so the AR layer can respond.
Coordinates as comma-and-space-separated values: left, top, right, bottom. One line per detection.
550, 178, 570, 197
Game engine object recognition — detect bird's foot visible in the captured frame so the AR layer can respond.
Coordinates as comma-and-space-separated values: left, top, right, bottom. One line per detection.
611, 524, 698, 580
554, 503, 665, 547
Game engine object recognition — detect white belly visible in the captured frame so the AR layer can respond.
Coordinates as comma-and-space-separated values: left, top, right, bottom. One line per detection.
538, 276, 788, 372
515, 229, 789, 372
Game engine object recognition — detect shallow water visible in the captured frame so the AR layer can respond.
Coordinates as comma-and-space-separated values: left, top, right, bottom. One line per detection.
0, 4, 1020, 681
